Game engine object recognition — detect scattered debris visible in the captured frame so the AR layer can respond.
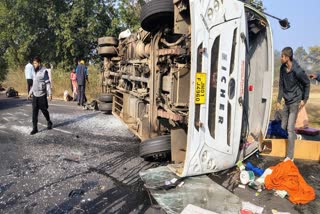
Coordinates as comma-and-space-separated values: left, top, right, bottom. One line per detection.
63, 90, 73, 101
241, 201, 264, 214
237, 160, 246, 171
63, 157, 80, 164
5, 87, 18, 97
240, 209, 253, 214
245, 161, 265, 176
274, 190, 288, 198
240, 170, 255, 185
181, 204, 218, 214
146, 177, 185, 191
83, 100, 98, 111
68, 189, 85, 198
271, 209, 291, 214
265, 160, 315, 204
238, 184, 246, 189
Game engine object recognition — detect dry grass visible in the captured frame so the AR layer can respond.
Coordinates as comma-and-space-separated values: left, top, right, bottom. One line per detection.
3, 65, 102, 101
3, 67, 319, 128
272, 84, 320, 128
3, 68, 26, 95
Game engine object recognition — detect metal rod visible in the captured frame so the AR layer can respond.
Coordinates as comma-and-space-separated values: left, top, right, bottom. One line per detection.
260, 11, 282, 21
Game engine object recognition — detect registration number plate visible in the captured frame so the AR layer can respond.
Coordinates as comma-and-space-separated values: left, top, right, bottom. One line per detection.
195, 73, 206, 104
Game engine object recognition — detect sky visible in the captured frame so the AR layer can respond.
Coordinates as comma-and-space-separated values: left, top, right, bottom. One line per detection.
263, 0, 320, 52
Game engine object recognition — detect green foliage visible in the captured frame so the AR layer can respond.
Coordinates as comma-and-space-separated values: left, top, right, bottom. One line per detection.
51, 0, 118, 69
0, 0, 124, 72
0, 0, 145, 78
118, 0, 142, 32
0, 56, 7, 81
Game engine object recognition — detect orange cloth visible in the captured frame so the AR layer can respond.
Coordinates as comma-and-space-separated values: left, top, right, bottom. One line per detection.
265, 160, 315, 204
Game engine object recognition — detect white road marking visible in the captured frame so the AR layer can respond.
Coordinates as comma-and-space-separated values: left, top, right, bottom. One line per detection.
49, 103, 78, 108
26, 103, 77, 108
38, 123, 73, 135
2, 117, 9, 121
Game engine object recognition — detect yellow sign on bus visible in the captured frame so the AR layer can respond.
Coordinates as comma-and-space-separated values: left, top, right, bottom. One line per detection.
195, 73, 206, 104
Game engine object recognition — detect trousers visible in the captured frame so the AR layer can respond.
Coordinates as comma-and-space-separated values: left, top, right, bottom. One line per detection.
27, 79, 33, 94
281, 102, 299, 159
32, 95, 50, 129
78, 85, 87, 106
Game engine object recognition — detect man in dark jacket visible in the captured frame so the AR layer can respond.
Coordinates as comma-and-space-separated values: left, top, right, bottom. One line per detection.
276, 47, 310, 160
28, 56, 53, 135
76, 60, 88, 106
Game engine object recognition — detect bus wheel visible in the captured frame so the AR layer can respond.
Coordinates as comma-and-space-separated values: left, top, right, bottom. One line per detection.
139, 135, 171, 161
140, 0, 174, 32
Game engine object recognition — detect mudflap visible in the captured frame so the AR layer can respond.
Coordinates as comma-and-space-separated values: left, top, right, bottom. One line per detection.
139, 166, 241, 214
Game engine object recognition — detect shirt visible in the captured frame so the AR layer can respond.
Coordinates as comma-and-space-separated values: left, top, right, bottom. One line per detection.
25, 63, 34, 80
29, 66, 51, 97
277, 60, 310, 105
76, 64, 88, 85
70, 72, 76, 82
76, 65, 88, 76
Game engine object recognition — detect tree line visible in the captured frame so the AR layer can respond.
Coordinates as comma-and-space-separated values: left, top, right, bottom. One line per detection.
0, 0, 319, 82
0, 0, 143, 81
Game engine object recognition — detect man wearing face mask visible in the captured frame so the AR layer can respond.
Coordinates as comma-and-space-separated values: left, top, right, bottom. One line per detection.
28, 56, 53, 135
276, 47, 310, 160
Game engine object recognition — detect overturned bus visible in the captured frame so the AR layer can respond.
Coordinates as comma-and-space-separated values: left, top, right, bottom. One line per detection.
97, 0, 289, 177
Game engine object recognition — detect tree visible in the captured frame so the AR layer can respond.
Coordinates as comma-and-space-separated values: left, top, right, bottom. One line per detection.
273, 50, 281, 82
49, 0, 119, 69
0, 0, 120, 71
294, 47, 307, 65
118, 0, 142, 32
0, 1, 8, 80
308, 46, 320, 64
307, 46, 320, 73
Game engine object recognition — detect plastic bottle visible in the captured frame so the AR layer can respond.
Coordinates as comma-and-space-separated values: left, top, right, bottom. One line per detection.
245, 161, 264, 177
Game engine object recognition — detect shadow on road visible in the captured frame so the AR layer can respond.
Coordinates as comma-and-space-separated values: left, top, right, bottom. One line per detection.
0, 95, 30, 111
44, 145, 166, 213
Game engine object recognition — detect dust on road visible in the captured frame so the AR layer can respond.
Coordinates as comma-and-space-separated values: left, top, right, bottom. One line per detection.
0, 95, 157, 214
0, 95, 319, 214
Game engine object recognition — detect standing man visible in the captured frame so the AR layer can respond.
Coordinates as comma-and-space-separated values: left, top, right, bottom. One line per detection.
28, 56, 53, 135
276, 47, 310, 160
76, 59, 88, 106
25, 59, 35, 94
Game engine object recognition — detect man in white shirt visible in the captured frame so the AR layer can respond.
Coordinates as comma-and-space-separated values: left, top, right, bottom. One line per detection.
25, 59, 35, 94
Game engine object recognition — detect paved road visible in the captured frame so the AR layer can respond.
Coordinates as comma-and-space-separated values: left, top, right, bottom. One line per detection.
0, 94, 159, 213
0, 94, 319, 214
